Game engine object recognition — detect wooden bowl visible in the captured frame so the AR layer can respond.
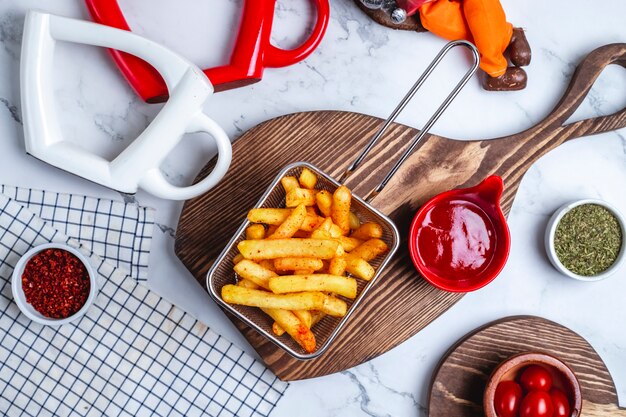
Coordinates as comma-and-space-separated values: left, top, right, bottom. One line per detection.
483, 352, 582, 417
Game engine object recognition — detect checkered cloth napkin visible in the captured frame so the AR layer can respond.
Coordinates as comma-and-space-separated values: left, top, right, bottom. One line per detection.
0, 186, 152, 282
0, 187, 288, 417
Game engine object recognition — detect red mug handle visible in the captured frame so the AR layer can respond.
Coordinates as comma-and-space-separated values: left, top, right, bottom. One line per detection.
264, 0, 330, 68
86, 0, 167, 102
85, 0, 330, 102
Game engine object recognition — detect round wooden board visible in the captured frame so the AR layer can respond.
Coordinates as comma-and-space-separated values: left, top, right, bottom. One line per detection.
429, 316, 625, 416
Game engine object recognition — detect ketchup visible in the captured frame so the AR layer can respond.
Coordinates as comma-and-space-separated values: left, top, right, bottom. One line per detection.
416, 199, 496, 280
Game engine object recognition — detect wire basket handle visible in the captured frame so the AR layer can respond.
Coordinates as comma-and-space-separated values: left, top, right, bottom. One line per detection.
340, 40, 480, 202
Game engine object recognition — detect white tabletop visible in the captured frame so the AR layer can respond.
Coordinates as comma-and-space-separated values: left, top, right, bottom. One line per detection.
1, 0, 624, 415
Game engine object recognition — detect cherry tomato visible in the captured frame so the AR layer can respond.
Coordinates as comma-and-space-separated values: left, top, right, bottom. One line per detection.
494, 381, 523, 417
520, 390, 554, 417
549, 388, 571, 417
520, 365, 553, 392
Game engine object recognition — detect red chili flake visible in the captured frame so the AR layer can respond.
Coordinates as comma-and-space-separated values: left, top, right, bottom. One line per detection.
22, 249, 90, 319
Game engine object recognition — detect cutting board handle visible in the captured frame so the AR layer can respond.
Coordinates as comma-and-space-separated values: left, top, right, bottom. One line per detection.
522, 43, 626, 143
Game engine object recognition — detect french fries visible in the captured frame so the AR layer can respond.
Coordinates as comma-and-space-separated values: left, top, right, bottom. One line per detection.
222, 285, 326, 310
345, 255, 375, 281
268, 204, 306, 239
281, 176, 299, 193
329, 257, 347, 276
349, 211, 360, 230
335, 236, 363, 252
233, 254, 245, 265
331, 186, 352, 234
222, 285, 347, 317
321, 295, 348, 317
222, 168, 390, 353
237, 278, 260, 290
293, 310, 313, 328
238, 239, 339, 260
273, 257, 324, 272
350, 222, 383, 240
286, 188, 316, 207
315, 190, 332, 217
269, 275, 357, 299
299, 168, 318, 190
273, 310, 325, 337
272, 321, 286, 336
233, 260, 276, 290
248, 208, 320, 231
261, 308, 316, 353
350, 239, 389, 262
246, 224, 266, 240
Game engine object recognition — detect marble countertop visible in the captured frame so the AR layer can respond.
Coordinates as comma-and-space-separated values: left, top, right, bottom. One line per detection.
1, 0, 625, 415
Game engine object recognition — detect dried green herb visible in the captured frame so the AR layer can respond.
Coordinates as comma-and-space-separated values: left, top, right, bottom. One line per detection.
554, 204, 622, 276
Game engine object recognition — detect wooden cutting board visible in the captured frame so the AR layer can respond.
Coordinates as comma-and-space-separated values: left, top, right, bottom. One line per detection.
429, 316, 625, 416
175, 44, 626, 381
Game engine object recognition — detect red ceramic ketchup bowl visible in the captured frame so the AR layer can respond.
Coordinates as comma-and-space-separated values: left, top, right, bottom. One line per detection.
408, 175, 511, 292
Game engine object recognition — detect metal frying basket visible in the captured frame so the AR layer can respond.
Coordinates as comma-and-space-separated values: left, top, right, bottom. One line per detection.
207, 40, 480, 360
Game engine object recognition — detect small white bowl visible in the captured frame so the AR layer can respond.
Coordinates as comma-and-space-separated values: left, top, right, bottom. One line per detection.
11, 243, 98, 325
545, 199, 626, 281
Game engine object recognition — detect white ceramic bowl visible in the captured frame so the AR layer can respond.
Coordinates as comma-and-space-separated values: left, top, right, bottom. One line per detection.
545, 199, 626, 281
11, 243, 98, 325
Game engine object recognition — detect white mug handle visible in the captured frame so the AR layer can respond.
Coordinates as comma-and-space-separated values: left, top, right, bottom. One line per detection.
138, 113, 232, 200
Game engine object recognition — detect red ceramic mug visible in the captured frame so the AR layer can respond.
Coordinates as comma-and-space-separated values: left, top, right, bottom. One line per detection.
86, 0, 330, 103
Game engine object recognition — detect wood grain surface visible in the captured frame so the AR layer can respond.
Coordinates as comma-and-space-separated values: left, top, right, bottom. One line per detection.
175, 44, 626, 380
429, 316, 625, 416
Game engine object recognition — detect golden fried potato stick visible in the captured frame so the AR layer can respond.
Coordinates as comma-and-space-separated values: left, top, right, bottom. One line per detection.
345, 255, 375, 281
350, 239, 388, 262
321, 294, 347, 317
310, 229, 332, 240
331, 186, 352, 234
269, 275, 357, 299
314, 217, 333, 232
286, 188, 316, 207
245, 224, 266, 240
315, 190, 332, 217
273, 257, 324, 272
238, 239, 339, 260
293, 310, 313, 328
237, 278, 260, 290
272, 321, 286, 336
258, 259, 276, 272
247, 208, 291, 224
233, 254, 245, 265
311, 310, 325, 327
222, 285, 326, 310
328, 257, 347, 276
349, 212, 360, 230
234, 260, 277, 290
335, 236, 364, 252
281, 176, 299, 193
273, 309, 313, 336
268, 204, 306, 239
247, 208, 320, 231
329, 223, 343, 238
350, 222, 383, 240
261, 308, 316, 353
300, 214, 323, 232
299, 168, 318, 190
